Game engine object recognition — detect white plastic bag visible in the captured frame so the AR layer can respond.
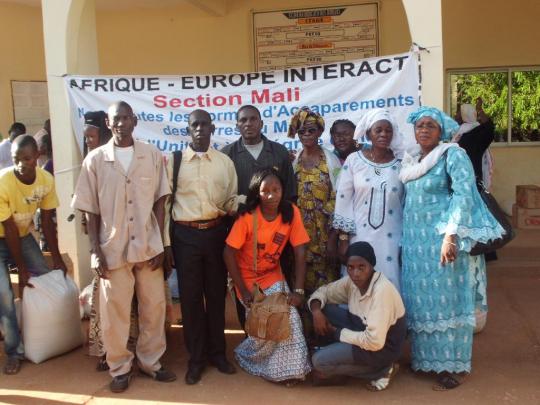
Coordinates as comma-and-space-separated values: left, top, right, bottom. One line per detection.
79, 281, 94, 319
22, 270, 84, 363
474, 308, 488, 334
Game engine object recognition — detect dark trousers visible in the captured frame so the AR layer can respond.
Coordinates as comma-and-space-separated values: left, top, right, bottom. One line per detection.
172, 222, 228, 368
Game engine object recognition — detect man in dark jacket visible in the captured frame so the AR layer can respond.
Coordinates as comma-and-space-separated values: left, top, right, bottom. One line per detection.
221, 105, 297, 328
221, 105, 296, 202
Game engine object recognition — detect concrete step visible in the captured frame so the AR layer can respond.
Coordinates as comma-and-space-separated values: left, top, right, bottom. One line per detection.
497, 247, 540, 261
495, 228, 540, 261
487, 260, 540, 271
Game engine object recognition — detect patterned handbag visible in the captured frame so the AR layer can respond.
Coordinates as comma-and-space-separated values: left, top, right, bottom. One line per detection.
244, 211, 290, 342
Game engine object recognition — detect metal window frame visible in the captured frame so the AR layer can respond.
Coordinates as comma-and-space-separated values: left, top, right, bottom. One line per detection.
446, 67, 540, 147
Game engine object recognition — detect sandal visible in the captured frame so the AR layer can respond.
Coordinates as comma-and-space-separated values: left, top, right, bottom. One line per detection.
366, 363, 399, 392
3, 357, 21, 375
284, 379, 303, 388
432, 373, 466, 391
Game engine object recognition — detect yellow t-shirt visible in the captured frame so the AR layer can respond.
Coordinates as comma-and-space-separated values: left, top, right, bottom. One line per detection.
0, 167, 59, 237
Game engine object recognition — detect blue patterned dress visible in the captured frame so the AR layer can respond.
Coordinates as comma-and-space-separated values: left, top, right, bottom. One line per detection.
401, 147, 503, 373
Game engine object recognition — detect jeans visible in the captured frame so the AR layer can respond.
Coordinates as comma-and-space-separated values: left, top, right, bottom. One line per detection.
311, 304, 391, 380
0, 234, 49, 358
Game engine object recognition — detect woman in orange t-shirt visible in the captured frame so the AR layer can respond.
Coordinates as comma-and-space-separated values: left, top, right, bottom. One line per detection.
224, 168, 311, 384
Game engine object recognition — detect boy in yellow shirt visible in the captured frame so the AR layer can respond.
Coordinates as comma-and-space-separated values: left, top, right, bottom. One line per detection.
0, 135, 67, 375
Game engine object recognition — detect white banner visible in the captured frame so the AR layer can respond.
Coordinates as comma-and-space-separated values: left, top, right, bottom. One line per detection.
64, 51, 420, 153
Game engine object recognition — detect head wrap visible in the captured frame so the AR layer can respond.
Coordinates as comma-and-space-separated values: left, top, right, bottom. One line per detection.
353, 109, 405, 158
407, 106, 460, 142
452, 103, 480, 142
84, 110, 108, 129
346, 241, 376, 267
287, 107, 325, 138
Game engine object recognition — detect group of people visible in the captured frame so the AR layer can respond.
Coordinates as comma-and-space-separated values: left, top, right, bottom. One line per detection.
0, 98, 503, 394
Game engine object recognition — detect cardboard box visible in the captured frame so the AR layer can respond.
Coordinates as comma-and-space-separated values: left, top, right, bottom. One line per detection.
516, 185, 540, 208
512, 204, 540, 229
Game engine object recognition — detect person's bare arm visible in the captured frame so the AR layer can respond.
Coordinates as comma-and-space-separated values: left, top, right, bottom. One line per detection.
223, 245, 253, 305
293, 244, 306, 290
289, 244, 307, 307
86, 212, 109, 279
41, 209, 67, 275
148, 195, 168, 271
326, 228, 339, 260
2, 217, 32, 296
476, 97, 490, 124
309, 299, 335, 336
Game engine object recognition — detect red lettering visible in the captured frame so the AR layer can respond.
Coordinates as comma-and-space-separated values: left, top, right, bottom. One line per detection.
170, 98, 182, 108
251, 89, 270, 103
153, 95, 166, 108
525, 217, 540, 226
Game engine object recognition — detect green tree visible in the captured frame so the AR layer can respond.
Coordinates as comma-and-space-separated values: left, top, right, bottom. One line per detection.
451, 70, 540, 142
511, 71, 540, 141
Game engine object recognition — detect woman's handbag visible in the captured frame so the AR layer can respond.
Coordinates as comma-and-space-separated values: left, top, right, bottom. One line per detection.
445, 151, 515, 255
245, 283, 290, 342
244, 211, 291, 342
470, 182, 515, 256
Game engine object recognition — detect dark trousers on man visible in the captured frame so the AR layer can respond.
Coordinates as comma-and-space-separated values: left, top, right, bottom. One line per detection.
172, 221, 228, 369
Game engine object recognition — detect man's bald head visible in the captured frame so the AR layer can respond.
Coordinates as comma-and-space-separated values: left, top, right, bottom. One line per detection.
188, 109, 214, 152
108, 101, 134, 118
106, 101, 137, 143
189, 109, 212, 124
11, 134, 38, 154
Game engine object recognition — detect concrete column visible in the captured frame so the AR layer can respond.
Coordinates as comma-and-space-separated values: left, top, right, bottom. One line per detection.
402, 0, 444, 109
41, 0, 98, 288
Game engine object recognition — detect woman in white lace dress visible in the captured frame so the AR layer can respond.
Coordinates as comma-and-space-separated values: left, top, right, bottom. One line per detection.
333, 109, 404, 291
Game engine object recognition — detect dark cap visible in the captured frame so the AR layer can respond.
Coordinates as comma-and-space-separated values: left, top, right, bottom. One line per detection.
84, 111, 107, 129
346, 241, 376, 267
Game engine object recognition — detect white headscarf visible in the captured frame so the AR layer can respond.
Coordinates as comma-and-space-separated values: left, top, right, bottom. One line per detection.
353, 109, 405, 158
451, 103, 493, 189
452, 103, 480, 142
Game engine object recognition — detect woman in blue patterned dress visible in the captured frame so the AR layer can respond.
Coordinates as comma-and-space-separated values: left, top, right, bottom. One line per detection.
399, 106, 504, 391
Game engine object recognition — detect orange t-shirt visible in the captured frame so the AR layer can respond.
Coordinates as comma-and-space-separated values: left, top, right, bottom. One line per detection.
226, 204, 310, 291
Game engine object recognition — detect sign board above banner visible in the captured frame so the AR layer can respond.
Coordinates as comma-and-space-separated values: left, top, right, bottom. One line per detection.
253, 3, 378, 71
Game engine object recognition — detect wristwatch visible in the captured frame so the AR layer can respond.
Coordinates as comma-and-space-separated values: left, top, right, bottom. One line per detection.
294, 288, 305, 295
338, 233, 349, 241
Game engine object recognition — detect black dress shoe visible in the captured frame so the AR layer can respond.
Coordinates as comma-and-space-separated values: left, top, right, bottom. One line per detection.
185, 366, 203, 385
110, 372, 132, 393
210, 358, 237, 375
141, 367, 177, 382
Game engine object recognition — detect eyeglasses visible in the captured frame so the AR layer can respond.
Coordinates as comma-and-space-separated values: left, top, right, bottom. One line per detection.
332, 133, 353, 140
297, 128, 319, 135
414, 123, 439, 131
